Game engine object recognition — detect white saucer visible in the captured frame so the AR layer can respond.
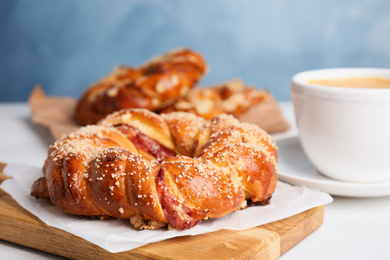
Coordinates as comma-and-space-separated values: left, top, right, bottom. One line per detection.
276, 136, 390, 197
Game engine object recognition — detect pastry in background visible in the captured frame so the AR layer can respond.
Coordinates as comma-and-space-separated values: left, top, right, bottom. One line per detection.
160, 79, 270, 119
75, 48, 208, 125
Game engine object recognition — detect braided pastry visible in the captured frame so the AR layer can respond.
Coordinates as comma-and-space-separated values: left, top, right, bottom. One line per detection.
31, 109, 278, 230
75, 48, 208, 126
160, 79, 270, 119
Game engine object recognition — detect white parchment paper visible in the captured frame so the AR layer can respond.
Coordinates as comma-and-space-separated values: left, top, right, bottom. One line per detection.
1, 163, 333, 253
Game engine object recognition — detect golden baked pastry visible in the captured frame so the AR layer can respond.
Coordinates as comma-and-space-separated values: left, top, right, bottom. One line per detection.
75, 48, 207, 125
159, 79, 270, 119
31, 109, 278, 230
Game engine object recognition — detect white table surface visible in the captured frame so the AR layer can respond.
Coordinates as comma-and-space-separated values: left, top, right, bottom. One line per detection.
1, 102, 390, 260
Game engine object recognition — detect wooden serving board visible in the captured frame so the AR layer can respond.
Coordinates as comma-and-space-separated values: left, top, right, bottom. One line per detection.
0, 163, 324, 260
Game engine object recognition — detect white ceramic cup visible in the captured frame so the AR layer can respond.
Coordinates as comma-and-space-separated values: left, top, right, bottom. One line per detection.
291, 68, 390, 183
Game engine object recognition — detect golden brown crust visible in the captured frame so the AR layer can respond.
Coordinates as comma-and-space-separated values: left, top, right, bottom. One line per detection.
32, 109, 278, 230
98, 108, 176, 152
162, 112, 206, 156
157, 156, 246, 229
75, 48, 208, 125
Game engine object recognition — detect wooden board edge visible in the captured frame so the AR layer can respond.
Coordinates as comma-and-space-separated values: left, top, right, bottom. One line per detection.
130, 226, 281, 260
262, 205, 324, 254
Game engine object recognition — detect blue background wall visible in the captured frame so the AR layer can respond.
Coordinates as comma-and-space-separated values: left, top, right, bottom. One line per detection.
1, 0, 390, 102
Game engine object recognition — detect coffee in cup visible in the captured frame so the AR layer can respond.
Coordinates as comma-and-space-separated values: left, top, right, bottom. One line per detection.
307, 77, 390, 89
